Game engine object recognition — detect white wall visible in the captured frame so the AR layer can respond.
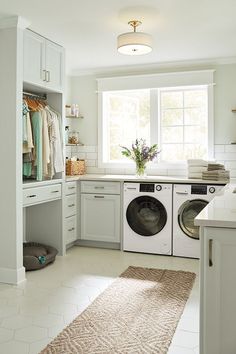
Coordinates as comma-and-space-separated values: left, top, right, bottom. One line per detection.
67, 63, 236, 176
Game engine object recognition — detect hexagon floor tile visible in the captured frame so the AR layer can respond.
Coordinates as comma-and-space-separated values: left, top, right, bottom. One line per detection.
0, 246, 200, 354
15, 325, 48, 343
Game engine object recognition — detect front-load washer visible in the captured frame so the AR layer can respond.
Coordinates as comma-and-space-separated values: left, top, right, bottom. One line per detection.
123, 182, 172, 255
173, 184, 224, 258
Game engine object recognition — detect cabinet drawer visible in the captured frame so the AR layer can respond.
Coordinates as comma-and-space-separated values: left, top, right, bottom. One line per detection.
65, 215, 77, 244
65, 181, 77, 195
65, 194, 77, 217
81, 181, 120, 195
23, 184, 61, 206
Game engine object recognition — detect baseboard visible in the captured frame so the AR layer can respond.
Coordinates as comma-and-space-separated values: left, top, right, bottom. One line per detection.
76, 240, 121, 250
0, 266, 26, 284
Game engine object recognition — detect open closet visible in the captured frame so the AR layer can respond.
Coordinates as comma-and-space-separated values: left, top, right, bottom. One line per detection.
23, 89, 65, 257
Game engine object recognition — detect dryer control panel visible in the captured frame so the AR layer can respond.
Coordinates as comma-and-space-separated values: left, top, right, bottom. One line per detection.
191, 185, 207, 195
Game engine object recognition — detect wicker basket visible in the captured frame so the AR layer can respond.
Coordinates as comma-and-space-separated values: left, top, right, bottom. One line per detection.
66, 159, 85, 176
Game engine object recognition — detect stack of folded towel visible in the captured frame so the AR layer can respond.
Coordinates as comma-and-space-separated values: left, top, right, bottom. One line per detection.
187, 159, 208, 178
202, 163, 230, 181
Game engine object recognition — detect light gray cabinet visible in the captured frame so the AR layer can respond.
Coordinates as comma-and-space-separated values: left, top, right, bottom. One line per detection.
200, 226, 236, 354
24, 30, 64, 92
64, 181, 78, 246
80, 181, 121, 245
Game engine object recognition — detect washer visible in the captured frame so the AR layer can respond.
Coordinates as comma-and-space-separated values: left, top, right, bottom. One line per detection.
173, 184, 224, 258
123, 182, 172, 255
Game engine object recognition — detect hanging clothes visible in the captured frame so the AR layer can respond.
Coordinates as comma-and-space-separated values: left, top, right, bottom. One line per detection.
22, 95, 64, 182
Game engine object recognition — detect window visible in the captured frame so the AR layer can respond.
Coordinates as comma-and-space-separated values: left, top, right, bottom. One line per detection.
159, 87, 208, 161
98, 71, 214, 168
103, 90, 150, 163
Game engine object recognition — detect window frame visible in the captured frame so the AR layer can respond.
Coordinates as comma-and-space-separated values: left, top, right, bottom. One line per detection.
98, 71, 214, 170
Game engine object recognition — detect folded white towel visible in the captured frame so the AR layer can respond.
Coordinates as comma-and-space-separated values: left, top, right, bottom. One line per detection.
188, 172, 203, 179
188, 166, 208, 173
187, 159, 208, 167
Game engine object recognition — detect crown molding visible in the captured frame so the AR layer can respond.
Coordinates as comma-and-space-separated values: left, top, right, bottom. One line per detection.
69, 56, 236, 77
0, 16, 30, 30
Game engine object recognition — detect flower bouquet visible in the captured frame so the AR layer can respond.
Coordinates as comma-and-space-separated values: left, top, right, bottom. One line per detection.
121, 139, 159, 177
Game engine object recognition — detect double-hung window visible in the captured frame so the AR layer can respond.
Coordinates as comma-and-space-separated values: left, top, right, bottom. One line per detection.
98, 70, 214, 168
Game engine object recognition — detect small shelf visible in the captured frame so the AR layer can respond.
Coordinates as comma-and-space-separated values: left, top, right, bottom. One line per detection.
66, 115, 84, 119
66, 143, 84, 146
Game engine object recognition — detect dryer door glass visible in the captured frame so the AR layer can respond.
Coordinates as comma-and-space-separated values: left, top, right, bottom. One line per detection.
178, 199, 208, 239
126, 196, 167, 236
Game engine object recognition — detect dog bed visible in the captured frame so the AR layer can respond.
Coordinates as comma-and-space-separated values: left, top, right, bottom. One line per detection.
23, 242, 58, 271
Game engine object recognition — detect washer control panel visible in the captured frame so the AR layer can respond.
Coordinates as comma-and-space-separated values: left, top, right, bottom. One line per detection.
140, 183, 155, 193
156, 184, 162, 191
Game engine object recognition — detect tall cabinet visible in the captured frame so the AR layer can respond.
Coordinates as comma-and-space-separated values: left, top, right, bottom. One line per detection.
0, 16, 66, 284
23, 29, 66, 256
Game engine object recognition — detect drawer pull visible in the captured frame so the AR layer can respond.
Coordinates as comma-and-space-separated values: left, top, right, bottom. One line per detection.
94, 195, 104, 199
94, 186, 105, 189
68, 186, 75, 190
68, 203, 75, 207
51, 190, 59, 194
27, 194, 37, 198
68, 227, 75, 232
209, 239, 213, 267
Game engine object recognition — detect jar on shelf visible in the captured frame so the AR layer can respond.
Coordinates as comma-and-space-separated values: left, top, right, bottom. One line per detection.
65, 105, 71, 117
65, 126, 70, 144
68, 131, 79, 145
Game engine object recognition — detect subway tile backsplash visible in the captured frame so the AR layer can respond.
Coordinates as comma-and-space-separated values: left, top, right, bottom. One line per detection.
66, 144, 236, 178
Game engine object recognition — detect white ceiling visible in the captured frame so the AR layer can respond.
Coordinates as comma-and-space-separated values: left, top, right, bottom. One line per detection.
0, 0, 236, 75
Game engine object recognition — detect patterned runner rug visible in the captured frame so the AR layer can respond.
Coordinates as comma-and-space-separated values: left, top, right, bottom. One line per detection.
41, 266, 196, 354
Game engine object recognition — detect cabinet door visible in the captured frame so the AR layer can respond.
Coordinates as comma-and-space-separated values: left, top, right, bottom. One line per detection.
45, 40, 64, 92
81, 194, 120, 243
201, 227, 236, 354
24, 30, 46, 86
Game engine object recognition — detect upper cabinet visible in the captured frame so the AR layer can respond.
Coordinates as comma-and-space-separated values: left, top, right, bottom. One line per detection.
23, 30, 64, 92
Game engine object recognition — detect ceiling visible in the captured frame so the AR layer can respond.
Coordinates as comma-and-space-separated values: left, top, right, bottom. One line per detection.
0, 0, 236, 75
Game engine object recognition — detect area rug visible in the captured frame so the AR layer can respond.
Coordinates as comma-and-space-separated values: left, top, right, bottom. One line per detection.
41, 266, 196, 354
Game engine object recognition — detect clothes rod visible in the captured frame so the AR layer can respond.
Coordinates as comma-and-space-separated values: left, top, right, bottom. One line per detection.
23, 91, 47, 100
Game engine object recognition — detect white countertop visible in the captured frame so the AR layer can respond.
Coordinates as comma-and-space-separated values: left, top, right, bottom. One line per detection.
66, 174, 228, 185
195, 184, 236, 228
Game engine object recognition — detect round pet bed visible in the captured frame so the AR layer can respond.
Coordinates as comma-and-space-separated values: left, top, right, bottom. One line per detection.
23, 242, 58, 271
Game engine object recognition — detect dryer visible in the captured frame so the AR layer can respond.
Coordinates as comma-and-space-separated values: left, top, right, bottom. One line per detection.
173, 184, 224, 258
123, 182, 172, 255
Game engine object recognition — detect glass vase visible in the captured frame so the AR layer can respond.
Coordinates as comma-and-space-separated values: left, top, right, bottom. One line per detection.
136, 162, 147, 177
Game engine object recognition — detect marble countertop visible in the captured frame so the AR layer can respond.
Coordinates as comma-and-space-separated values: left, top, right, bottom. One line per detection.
66, 174, 228, 185
195, 183, 236, 228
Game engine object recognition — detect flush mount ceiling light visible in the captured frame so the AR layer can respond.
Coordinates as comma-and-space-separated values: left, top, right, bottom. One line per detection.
117, 20, 152, 55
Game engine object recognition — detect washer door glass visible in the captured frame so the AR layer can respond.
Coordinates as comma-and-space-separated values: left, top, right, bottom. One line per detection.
126, 196, 167, 237
178, 199, 208, 239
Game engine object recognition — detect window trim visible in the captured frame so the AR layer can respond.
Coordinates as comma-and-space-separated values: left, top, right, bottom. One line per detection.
98, 71, 214, 170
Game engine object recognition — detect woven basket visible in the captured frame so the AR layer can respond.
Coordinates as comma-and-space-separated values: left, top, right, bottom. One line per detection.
66, 160, 85, 176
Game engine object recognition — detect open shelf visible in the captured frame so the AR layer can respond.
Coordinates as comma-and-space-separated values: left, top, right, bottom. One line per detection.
66, 143, 84, 146
66, 115, 84, 119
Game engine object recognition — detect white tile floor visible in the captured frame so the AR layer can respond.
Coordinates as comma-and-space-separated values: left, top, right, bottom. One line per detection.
0, 247, 199, 354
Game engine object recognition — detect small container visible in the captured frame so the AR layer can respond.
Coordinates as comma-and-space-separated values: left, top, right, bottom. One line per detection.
71, 104, 76, 116
65, 126, 70, 144
68, 131, 79, 145
65, 105, 71, 117
75, 104, 79, 117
